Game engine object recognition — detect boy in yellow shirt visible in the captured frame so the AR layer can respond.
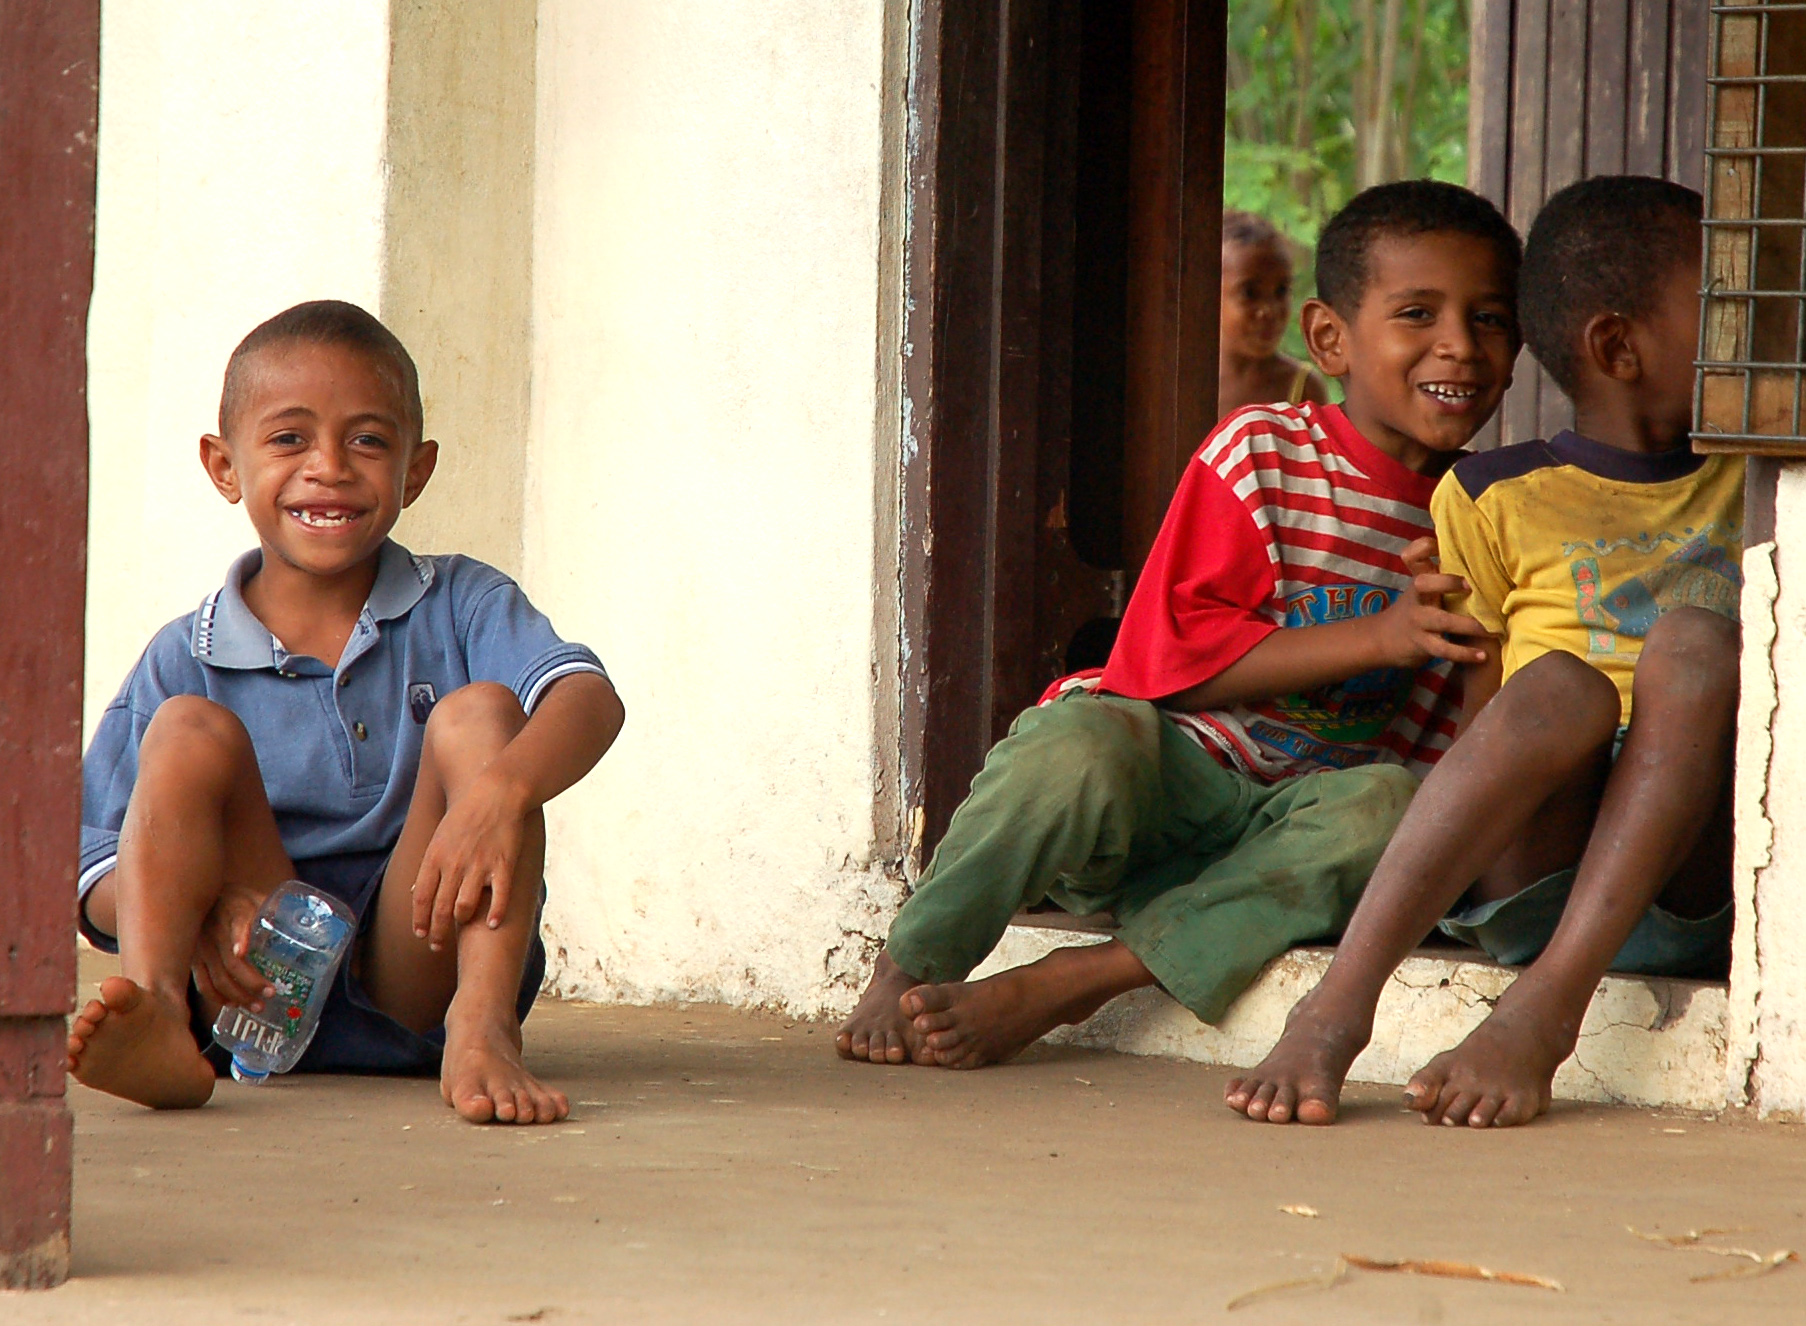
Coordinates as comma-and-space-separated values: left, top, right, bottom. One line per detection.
1227, 175, 1741, 1129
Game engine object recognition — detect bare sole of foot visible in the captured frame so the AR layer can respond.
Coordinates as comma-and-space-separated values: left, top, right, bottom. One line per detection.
902, 943, 1143, 1069
66, 976, 216, 1110
1403, 1004, 1562, 1128
440, 1014, 569, 1125
835, 951, 931, 1065
1224, 1005, 1369, 1126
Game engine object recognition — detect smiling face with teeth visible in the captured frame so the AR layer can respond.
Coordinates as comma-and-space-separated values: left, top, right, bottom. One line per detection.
199, 338, 439, 590
1300, 230, 1520, 473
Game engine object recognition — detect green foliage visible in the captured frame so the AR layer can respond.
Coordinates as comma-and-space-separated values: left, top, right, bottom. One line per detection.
1225, 0, 1471, 355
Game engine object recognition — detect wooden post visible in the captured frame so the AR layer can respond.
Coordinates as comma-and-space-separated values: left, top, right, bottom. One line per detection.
1122, 0, 1226, 577
0, 0, 99, 1291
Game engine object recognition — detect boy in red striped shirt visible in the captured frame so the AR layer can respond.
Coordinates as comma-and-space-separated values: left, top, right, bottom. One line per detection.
838, 182, 1518, 1068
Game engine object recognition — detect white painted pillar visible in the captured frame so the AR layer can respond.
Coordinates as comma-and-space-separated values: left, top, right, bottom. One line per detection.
1730, 462, 1806, 1119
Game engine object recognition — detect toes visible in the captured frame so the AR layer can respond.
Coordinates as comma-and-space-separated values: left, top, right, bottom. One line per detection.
1439, 1089, 1480, 1128
456, 1091, 497, 1124
911, 1007, 956, 1036
1267, 1083, 1298, 1124
1403, 1065, 1443, 1114
1492, 1090, 1542, 1128
882, 1031, 908, 1065
1224, 1076, 1250, 1109
903, 984, 952, 1017
833, 1030, 855, 1059
1468, 1094, 1505, 1128
98, 976, 144, 1014
1294, 1091, 1338, 1126
923, 1027, 965, 1053
1242, 1080, 1278, 1121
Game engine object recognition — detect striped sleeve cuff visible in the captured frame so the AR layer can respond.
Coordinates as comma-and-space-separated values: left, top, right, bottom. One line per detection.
79, 834, 120, 898
514, 644, 610, 713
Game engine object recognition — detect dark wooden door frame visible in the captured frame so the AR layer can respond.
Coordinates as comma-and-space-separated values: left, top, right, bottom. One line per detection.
0, 0, 98, 1290
898, 0, 1226, 861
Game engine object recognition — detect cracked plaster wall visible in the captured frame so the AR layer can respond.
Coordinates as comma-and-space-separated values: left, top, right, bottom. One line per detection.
1741, 464, 1806, 1118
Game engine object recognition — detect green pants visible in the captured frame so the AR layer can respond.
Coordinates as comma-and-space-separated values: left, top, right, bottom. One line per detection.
888, 693, 1418, 1024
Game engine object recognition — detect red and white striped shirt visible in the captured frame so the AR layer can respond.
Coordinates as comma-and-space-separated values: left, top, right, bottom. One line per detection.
1054, 401, 1461, 781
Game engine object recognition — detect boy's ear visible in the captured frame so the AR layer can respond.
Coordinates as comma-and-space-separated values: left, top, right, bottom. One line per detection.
199, 434, 242, 504
1582, 312, 1639, 382
1299, 299, 1350, 378
401, 437, 439, 509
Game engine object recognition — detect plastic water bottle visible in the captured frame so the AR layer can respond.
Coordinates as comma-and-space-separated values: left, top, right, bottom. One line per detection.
211, 881, 356, 1084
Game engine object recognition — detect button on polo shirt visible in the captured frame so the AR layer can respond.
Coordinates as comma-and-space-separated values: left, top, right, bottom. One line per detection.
79, 541, 609, 900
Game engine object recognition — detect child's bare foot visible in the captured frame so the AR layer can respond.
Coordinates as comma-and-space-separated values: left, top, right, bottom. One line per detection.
441, 1008, 569, 1125
836, 951, 930, 1065
1403, 997, 1566, 1128
903, 941, 1148, 1069
1224, 998, 1370, 1125
66, 976, 216, 1110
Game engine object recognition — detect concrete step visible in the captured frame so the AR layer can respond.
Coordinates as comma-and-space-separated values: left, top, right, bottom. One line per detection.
972, 923, 1731, 1112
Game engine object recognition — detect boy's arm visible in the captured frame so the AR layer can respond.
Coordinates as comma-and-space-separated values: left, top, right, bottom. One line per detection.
413, 672, 624, 942
478, 671, 624, 810
1164, 536, 1490, 711
1426, 472, 1512, 738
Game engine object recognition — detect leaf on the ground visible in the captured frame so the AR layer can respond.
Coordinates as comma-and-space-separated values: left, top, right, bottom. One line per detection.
1627, 1225, 1745, 1247
1225, 1257, 1349, 1311
1342, 1254, 1563, 1291
1278, 1204, 1320, 1218
1690, 1250, 1798, 1283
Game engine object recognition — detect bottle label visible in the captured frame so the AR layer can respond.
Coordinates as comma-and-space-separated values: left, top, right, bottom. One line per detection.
250, 951, 316, 1040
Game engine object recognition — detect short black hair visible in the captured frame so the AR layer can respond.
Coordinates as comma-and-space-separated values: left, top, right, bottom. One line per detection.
1519, 175, 1703, 394
1314, 179, 1521, 316
1223, 209, 1284, 254
218, 300, 423, 438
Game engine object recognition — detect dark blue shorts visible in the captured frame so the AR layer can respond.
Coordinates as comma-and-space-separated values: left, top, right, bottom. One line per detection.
82, 849, 547, 1077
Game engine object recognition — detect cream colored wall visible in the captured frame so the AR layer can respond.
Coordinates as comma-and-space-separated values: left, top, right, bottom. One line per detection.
383, 0, 537, 578
527, 1, 906, 1014
86, 0, 390, 729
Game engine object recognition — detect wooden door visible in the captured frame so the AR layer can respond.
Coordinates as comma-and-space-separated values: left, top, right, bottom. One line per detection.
899, 0, 1227, 856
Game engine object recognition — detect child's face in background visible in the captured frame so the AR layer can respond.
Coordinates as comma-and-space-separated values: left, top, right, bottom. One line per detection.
201, 341, 437, 580
1639, 254, 1704, 441
1307, 231, 1519, 471
1219, 241, 1293, 359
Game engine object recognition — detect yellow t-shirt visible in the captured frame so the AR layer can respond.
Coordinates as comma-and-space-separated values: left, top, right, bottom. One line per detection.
1432, 431, 1744, 721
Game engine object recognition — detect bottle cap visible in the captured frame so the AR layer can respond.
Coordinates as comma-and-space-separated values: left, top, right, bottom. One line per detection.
230, 1058, 270, 1085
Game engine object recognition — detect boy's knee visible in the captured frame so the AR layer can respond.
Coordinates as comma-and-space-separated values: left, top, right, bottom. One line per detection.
1351, 762, 1419, 815
1641, 607, 1740, 670
1497, 649, 1622, 742
1636, 608, 1740, 706
1012, 698, 1149, 789
424, 682, 528, 745
141, 696, 253, 767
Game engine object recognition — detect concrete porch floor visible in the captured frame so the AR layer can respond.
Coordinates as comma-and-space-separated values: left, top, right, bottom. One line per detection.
11, 954, 1806, 1325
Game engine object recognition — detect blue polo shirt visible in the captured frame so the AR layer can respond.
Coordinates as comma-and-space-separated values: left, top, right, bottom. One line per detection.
79, 541, 608, 900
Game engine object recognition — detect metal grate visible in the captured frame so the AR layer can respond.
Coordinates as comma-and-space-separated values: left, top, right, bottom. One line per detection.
1697, 1, 1806, 452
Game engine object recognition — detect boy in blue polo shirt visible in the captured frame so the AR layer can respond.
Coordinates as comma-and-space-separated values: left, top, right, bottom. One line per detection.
67, 300, 624, 1125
